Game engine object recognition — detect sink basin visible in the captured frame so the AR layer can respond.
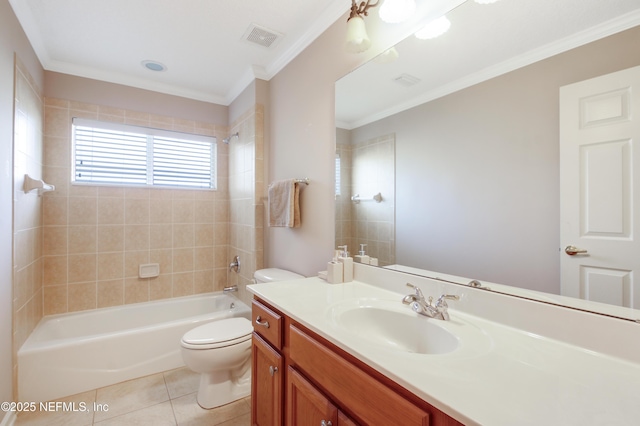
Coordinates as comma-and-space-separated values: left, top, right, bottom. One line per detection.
328, 301, 459, 355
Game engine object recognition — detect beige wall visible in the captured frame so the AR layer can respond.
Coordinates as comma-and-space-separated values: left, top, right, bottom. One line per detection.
12, 57, 44, 401
1, 0, 44, 407
41, 97, 230, 313
266, 14, 371, 276
227, 104, 265, 305
45, 72, 227, 126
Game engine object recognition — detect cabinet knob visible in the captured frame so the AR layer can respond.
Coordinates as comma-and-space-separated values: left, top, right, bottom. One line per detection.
269, 365, 278, 376
320, 421, 333, 426
255, 315, 270, 328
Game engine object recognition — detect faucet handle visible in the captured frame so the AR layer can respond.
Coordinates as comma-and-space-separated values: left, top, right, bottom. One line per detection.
436, 294, 459, 306
406, 283, 425, 300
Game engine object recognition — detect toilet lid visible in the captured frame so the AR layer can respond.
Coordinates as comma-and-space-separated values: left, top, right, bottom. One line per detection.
182, 318, 252, 346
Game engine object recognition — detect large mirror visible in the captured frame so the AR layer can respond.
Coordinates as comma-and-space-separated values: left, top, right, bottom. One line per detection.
335, 0, 640, 320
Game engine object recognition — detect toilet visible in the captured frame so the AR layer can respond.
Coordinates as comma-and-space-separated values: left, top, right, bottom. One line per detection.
180, 268, 304, 409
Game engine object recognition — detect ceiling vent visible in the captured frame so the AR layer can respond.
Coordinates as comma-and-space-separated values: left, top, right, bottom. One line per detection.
243, 23, 282, 48
393, 73, 421, 87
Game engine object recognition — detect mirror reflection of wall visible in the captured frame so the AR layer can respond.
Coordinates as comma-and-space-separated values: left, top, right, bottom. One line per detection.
335, 130, 395, 266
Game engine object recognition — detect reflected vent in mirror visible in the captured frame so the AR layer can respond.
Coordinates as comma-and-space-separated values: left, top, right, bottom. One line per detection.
393, 73, 421, 87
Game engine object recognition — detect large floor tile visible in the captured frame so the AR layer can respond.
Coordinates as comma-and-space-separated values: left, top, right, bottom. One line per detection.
171, 393, 249, 426
93, 401, 176, 426
163, 367, 200, 400
15, 390, 96, 426
93, 373, 170, 422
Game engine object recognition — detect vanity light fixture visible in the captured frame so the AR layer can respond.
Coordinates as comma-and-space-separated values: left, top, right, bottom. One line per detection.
379, 0, 416, 24
414, 16, 451, 40
345, 0, 379, 53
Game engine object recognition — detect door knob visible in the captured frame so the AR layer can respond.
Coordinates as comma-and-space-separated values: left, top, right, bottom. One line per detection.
565, 245, 588, 255
269, 366, 278, 376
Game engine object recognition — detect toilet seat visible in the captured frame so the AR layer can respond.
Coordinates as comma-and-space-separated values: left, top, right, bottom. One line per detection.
181, 317, 252, 350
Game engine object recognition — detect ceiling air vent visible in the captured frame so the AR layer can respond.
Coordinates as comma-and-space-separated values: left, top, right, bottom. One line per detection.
393, 73, 421, 87
243, 23, 282, 48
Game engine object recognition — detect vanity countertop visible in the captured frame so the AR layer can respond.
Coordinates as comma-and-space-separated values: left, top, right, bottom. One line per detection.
247, 277, 640, 426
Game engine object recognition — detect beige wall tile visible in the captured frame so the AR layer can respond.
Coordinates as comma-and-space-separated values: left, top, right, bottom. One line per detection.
173, 248, 194, 273
150, 249, 172, 274
150, 224, 172, 249
68, 282, 97, 312
43, 196, 68, 226
125, 251, 150, 278
149, 199, 172, 223
125, 198, 150, 224
68, 225, 97, 254
124, 278, 149, 304
68, 253, 96, 283
98, 252, 124, 281
98, 225, 125, 252
98, 279, 124, 308
43, 255, 67, 286
194, 270, 213, 294
125, 225, 150, 251
68, 197, 97, 225
37, 98, 262, 316
44, 285, 67, 315
44, 106, 70, 138
194, 224, 214, 247
172, 272, 193, 297
42, 226, 68, 255
98, 197, 125, 224
194, 247, 213, 270
173, 199, 194, 223
149, 275, 172, 301
173, 224, 194, 248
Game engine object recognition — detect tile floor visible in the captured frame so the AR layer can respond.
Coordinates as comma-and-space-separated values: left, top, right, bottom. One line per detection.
15, 367, 251, 426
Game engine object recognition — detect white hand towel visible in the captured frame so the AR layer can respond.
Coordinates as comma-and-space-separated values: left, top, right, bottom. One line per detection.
268, 179, 301, 228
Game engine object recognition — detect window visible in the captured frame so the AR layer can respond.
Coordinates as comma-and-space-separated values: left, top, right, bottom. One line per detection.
72, 118, 217, 189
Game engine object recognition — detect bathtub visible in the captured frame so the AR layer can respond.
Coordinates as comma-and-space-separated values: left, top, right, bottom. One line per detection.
18, 292, 250, 403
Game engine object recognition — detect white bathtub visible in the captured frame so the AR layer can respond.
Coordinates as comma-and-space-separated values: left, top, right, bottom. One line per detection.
18, 292, 250, 403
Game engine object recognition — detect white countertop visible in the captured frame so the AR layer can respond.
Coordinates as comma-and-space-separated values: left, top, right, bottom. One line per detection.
247, 277, 640, 426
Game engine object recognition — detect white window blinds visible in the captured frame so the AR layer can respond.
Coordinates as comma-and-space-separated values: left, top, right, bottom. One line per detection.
72, 118, 217, 189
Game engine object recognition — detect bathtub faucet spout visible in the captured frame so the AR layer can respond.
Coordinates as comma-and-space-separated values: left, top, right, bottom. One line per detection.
223, 285, 238, 293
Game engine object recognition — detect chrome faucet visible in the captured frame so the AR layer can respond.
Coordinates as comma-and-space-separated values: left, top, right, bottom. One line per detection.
402, 283, 459, 321
229, 255, 240, 273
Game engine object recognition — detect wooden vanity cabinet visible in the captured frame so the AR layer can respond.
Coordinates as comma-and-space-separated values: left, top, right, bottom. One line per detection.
251, 298, 464, 426
252, 333, 283, 425
251, 300, 284, 425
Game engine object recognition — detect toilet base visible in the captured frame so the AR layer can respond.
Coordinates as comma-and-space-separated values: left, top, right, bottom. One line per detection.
195, 360, 251, 409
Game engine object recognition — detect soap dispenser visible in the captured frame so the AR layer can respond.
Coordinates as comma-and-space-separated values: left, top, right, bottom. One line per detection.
354, 244, 370, 265
337, 245, 353, 282
327, 251, 343, 284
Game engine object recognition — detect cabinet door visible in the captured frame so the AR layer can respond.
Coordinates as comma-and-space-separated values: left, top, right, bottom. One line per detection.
252, 333, 283, 426
287, 367, 338, 426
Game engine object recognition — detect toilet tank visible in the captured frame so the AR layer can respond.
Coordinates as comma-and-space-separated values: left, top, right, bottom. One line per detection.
253, 268, 304, 283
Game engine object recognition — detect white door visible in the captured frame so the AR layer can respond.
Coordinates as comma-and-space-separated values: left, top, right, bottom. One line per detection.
560, 65, 640, 308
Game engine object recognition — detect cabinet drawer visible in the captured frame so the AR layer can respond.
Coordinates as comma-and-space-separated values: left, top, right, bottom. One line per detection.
252, 300, 283, 350
289, 325, 430, 426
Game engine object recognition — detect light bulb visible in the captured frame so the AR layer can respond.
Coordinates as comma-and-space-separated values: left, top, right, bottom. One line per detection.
379, 0, 416, 24
415, 16, 451, 40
